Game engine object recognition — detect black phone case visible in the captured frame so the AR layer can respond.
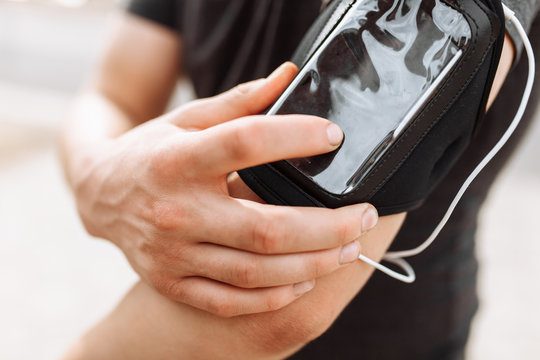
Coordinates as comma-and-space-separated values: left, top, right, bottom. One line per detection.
239, 0, 505, 215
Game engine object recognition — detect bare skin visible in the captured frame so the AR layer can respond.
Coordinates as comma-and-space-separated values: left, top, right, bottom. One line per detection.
60, 14, 515, 360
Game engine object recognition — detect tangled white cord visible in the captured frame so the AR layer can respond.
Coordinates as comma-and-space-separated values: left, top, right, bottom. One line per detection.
358, 4, 536, 283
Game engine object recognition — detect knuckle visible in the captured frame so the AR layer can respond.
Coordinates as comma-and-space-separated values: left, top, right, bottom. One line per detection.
232, 82, 254, 96
227, 80, 265, 114
167, 281, 187, 301
263, 292, 289, 312
308, 255, 327, 278
149, 143, 176, 178
228, 122, 261, 161
150, 200, 187, 232
334, 218, 354, 245
149, 140, 195, 179
186, 98, 207, 111
156, 278, 188, 303
151, 244, 187, 270
137, 247, 162, 274
151, 274, 176, 297
207, 297, 236, 318
251, 215, 283, 253
233, 260, 260, 288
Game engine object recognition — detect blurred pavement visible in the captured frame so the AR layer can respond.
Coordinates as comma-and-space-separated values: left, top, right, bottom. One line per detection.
0, 1, 539, 359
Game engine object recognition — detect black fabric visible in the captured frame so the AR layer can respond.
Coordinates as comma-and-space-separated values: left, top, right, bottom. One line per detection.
126, 1, 540, 358
239, 0, 506, 216
179, 0, 320, 98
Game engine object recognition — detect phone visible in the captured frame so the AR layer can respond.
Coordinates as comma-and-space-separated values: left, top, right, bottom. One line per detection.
266, 0, 472, 195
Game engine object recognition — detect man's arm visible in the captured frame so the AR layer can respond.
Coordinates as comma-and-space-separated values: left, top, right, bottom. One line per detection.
61, 13, 515, 360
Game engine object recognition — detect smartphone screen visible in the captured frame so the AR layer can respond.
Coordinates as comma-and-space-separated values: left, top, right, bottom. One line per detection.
267, 0, 471, 195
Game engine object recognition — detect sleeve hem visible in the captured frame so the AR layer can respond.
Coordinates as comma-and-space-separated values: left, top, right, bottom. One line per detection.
126, 0, 179, 31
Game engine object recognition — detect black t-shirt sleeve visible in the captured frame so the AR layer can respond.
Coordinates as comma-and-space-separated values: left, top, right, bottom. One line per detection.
126, 0, 180, 30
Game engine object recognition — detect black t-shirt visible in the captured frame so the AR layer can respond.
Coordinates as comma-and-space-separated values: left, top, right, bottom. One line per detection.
129, 0, 322, 97
127, 1, 540, 358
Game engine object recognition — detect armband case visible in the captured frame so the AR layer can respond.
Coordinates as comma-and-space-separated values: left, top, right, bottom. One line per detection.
239, 0, 506, 215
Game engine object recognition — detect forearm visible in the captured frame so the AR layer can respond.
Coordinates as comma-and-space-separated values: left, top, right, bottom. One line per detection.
59, 92, 136, 188
59, 14, 180, 189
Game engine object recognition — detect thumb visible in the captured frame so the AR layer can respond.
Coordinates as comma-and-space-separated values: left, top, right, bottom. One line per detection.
167, 62, 298, 129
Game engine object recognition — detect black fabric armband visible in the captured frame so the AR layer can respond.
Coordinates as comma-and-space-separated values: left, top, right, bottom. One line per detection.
239, 0, 506, 216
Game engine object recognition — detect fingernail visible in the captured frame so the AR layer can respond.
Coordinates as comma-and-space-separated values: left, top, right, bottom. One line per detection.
340, 241, 361, 265
267, 62, 290, 81
362, 207, 379, 232
293, 280, 315, 296
327, 123, 344, 146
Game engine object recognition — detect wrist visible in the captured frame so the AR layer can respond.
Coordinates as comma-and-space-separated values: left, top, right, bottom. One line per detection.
61, 136, 112, 190
59, 92, 139, 187
63, 139, 116, 240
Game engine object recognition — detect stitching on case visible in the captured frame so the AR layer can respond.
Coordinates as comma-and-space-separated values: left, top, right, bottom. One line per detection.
249, 166, 322, 207
348, 0, 497, 201
245, 169, 289, 205
305, 1, 355, 63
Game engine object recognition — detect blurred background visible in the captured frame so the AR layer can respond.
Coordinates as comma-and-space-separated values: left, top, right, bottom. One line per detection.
0, 0, 539, 359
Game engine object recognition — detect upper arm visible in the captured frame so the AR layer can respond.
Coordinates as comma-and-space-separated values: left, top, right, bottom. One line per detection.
487, 33, 516, 109
89, 13, 181, 124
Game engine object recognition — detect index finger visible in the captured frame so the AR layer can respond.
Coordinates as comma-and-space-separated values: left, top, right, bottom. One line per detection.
187, 114, 344, 176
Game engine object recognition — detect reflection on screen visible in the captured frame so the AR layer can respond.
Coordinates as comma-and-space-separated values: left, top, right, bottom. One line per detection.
269, 0, 471, 194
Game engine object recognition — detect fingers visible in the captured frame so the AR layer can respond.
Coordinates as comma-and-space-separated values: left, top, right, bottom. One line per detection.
183, 241, 361, 288
189, 114, 344, 176
160, 276, 315, 317
168, 62, 298, 129
195, 198, 378, 254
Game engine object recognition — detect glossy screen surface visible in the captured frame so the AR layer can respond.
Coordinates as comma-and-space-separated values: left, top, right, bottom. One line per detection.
268, 0, 471, 195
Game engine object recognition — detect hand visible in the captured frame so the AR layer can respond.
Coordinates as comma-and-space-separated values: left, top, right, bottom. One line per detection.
72, 63, 379, 317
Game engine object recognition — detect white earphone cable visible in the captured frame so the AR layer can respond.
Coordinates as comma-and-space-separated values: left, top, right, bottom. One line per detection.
358, 5, 535, 283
